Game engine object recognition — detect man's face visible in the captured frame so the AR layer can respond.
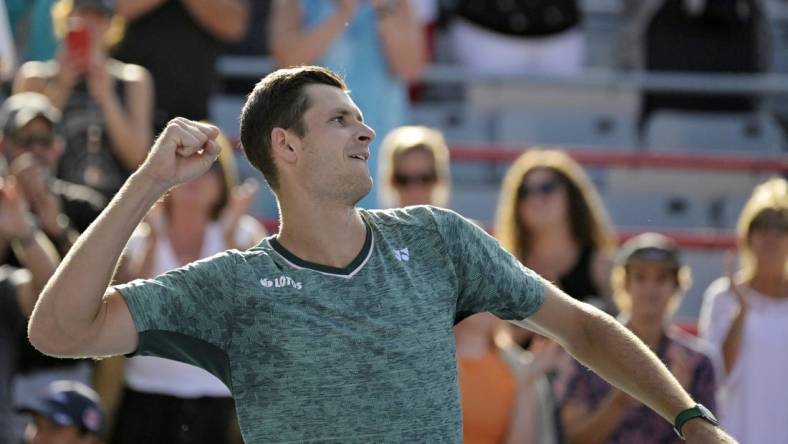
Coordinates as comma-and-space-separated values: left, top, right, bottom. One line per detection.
26, 415, 96, 444
291, 84, 375, 205
3, 117, 60, 170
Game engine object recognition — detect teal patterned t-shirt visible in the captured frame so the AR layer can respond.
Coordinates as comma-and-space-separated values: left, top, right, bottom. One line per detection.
115, 206, 545, 443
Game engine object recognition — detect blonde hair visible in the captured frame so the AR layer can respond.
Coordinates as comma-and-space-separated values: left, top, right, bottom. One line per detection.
610, 263, 692, 315
494, 149, 615, 262
52, 0, 125, 49
736, 177, 788, 280
377, 126, 451, 208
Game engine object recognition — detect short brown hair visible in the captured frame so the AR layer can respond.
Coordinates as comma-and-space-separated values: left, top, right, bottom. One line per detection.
239, 66, 347, 191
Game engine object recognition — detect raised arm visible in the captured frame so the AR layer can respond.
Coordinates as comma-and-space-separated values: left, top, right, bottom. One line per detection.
375, 0, 427, 82
28, 118, 221, 359
516, 281, 735, 443
269, 0, 357, 68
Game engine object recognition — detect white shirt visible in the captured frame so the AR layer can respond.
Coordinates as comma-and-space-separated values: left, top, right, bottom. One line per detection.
698, 277, 788, 444
124, 219, 259, 398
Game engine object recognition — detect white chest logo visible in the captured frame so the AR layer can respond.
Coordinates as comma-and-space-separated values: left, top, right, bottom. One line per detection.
260, 275, 303, 290
394, 248, 410, 262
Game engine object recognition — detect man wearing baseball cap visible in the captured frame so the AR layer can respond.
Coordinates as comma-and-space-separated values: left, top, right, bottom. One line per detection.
20, 380, 104, 444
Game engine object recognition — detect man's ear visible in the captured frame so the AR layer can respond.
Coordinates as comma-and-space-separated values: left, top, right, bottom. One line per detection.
270, 127, 298, 165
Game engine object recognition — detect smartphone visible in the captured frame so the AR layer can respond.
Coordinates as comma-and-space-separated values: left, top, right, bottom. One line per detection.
66, 18, 90, 73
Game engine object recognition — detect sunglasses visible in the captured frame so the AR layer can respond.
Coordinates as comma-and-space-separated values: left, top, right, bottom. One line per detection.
11, 132, 55, 149
517, 179, 563, 200
393, 172, 437, 187
750, 213, 788, 234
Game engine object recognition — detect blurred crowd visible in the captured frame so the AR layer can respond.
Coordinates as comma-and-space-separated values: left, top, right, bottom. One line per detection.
0, 0, 786, 443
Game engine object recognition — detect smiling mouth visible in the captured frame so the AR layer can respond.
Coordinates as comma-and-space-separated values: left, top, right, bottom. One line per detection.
348, 153, 369, 161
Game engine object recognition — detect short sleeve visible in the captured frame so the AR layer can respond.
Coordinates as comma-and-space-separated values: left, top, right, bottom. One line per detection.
114, 250, 239, 354
431, 207, 545, 321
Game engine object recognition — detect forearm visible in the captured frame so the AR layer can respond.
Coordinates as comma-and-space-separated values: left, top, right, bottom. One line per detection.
376, 2, 427, 82
503, 383, 539, 444
721, 308, 746, 373
270, 2, 350, 67
29, 172, 166, 354
181, 0, 250, 42
569, 308, 693, 422
12, 230, 59, 293
99, 95, 150, 169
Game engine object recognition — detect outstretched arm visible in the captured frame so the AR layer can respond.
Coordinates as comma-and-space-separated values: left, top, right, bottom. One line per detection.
28, 119, 221, 359
516, 281, 735, 443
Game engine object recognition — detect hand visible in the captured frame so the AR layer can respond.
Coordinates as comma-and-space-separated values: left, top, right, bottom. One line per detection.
9, 153, 63, 236
724, 251, 747, 313
137, 118, 221, 192
0, 177, 36, 242
668, 346, 694, 390
86, 52, 114, 105
522, 337, 563, 382
682, 419, 738, 443
219, 178, 259, 242
334, 0, 360, 21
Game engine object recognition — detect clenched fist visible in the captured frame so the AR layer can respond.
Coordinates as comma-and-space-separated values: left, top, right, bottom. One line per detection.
138, 118, 222, 191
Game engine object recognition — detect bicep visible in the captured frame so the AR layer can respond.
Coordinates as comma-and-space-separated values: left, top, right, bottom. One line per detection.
82, 288, 139, 358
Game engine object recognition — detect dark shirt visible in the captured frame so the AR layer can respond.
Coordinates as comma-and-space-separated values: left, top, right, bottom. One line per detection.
113, 0, 224, 131
558, 246, 600, 304
0, 266, 24, 443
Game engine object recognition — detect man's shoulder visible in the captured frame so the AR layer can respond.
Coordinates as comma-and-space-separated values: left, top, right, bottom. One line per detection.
362, 205, 463, 231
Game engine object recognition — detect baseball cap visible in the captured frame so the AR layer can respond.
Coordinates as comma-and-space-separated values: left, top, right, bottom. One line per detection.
617, 232, 681, 269
19, 380, 105, 435
0, 93, 61, 136
73, 0, 115, 13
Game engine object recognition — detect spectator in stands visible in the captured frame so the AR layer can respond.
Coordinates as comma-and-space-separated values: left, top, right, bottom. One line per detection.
0, 92, 106, 257
618, 0, 769, 127
0, 174, 59, 442
101, 131, 264, 444
443, 0, 584, 75
495, 149, 615, 310
699, 177, 788, 444
20, 380, 104, 444
13, 0, 153, 200
378, 125, 450, 209
113, 0, 249, 133
558, 232, 717, 444
0, 91, 107, 442
269, 0, 427, 208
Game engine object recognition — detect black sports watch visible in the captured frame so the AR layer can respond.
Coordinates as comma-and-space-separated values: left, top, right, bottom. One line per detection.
674, 403, 720, 439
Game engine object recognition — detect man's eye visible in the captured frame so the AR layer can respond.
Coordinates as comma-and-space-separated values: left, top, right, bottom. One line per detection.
332, 116, 344, 123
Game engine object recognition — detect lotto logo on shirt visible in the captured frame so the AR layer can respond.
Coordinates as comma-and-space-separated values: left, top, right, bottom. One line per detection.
260, 275, 303, 290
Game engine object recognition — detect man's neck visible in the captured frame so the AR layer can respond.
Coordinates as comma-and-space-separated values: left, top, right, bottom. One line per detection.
276, 197, 367, 270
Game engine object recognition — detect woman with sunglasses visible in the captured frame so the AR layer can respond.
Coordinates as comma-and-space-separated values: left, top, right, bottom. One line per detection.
698, 177, 788, 444
13, 0, 152, 200
96, 130, 265, 444
495, 149, 616, 311
378, 125, 451, 209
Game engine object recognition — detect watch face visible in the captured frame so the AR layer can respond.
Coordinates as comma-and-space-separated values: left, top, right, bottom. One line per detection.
699, 404, 720, 425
